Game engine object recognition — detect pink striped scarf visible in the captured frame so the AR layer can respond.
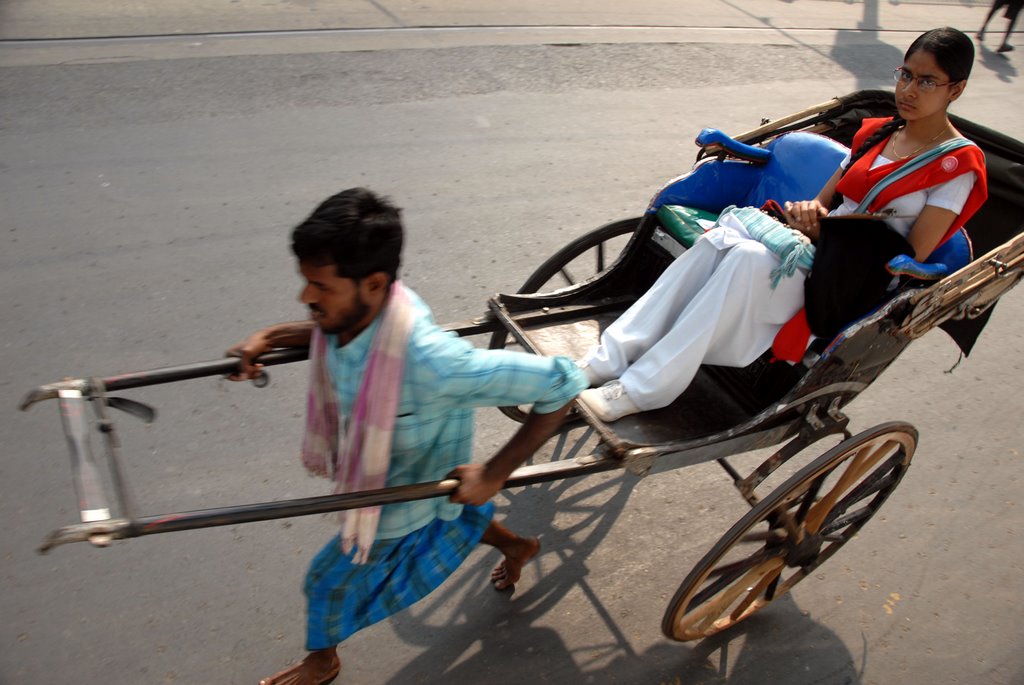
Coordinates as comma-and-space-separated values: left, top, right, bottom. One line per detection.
301, 281, 415, 563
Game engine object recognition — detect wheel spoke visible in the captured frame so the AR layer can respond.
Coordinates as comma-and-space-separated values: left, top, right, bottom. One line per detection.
829, 454, 902, 513
684, 558, 785, 634
739, 528, 787, 544
820, 458, 902, 532
820, 506, 873, 538
764, 570, 782, 601
730, 561, 785, 621
794, 470, 829, 526
804, 439, 893, 534
692, 546, 781, 606
519, 218, 638, 294
703, 545, 777, 581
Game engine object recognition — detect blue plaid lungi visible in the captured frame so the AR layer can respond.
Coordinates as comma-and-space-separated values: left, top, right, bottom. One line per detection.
304, 501, 494, 650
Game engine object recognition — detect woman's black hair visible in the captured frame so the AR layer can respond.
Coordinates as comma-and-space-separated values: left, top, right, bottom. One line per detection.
907, 26, 975, 83
839, 27, 975, 186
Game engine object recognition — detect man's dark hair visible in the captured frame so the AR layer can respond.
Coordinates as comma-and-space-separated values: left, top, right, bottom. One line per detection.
291, 188, 403, 282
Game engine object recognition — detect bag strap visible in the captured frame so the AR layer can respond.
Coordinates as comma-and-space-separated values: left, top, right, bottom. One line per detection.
854, 138, 973, 213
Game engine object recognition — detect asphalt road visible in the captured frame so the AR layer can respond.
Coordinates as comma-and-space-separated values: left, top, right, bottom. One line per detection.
2, 10, 1023, 685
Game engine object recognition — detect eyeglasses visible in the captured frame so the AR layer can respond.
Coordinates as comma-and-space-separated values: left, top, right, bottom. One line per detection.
893, 67, 957, 93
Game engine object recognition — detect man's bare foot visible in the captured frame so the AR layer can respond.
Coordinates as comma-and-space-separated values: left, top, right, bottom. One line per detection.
259, 649, 341, 685
491, 536, 540, 590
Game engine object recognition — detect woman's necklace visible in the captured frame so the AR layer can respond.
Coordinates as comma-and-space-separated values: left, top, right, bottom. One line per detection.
891, 124, 947, 160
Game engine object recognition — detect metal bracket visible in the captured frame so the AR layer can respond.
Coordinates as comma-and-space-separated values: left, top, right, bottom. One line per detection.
37, 519, 133, 554
805, 401, 826, 431
736, 401, 849, 504
19, 377, 89, 411
987, 258, 1013, 277
623, 448, 659, 477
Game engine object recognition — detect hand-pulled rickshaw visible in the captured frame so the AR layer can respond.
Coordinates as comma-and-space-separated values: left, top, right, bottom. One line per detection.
21, 90, 1024, 643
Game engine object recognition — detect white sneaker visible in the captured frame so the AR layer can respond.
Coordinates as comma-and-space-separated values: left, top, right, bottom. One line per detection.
579, 380, 642, 422
574, 359, 605, 387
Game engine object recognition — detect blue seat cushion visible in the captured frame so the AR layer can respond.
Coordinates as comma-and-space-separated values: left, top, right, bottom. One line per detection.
651, 131, 850, 215
741, 132, 849, 208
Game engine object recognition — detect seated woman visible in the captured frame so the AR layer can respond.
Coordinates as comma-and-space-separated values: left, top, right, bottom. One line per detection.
579, 26, 988, 422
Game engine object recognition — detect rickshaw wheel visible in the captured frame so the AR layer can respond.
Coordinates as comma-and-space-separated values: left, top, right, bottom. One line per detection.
661, 422, 918, 642
491, 217, 640, 422
517, 216, 640, 293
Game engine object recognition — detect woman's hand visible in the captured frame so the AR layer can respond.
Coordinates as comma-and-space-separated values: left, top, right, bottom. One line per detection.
783, 200, 829, 242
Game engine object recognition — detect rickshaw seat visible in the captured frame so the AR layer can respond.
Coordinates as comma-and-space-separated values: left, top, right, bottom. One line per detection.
740, 132, 849, 208
653, 132, 850, 243
654, 133, 849, 249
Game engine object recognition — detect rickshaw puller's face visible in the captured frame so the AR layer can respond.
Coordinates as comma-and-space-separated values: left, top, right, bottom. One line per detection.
298, 261, 372, 337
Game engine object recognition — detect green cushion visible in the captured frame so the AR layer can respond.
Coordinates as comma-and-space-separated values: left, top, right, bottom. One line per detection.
656, 205, 719, 248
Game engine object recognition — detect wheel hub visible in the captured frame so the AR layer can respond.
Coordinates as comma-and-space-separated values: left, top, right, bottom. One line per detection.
784, 533, 824, 567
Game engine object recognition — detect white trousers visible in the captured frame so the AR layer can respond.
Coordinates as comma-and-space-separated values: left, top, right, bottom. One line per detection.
581, 222, 807, 411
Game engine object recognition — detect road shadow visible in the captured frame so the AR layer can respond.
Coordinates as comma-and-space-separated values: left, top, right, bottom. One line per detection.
386, 568, 861, 683
830, 0, 905, 91
383, 424, 640, 682
667, 594, 863, 684
834, 0, 1019, 86
748, 0, 1017, 88
723, 0, 901, 90
977, 40, 1020, 81
377, 426, 861, 684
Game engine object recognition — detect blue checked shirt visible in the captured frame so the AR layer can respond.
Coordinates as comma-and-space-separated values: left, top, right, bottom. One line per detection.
326, 287, 587, 540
